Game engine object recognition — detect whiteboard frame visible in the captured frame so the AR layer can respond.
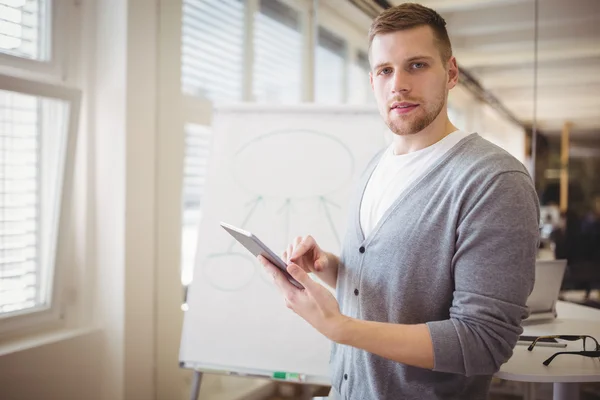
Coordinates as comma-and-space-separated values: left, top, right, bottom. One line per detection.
179, 361, 331, 386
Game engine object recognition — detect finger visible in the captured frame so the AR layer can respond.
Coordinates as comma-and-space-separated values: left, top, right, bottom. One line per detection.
284, 298, 293, 310
289, 237, 302, 263
290, 235, 315, 262
257, 255, 273, 271
294, 236, 302, 246
313, 254, 328, 272
282, 250, 287, 262
287, 263, 319, 292
258, 256, 300, 296
313, 259, 322, 272
286, 243, 293, 262
258, 255, 279, 275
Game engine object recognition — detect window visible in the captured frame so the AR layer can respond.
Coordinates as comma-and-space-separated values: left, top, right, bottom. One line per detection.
181, 0, 245, 102
181, 124, 212, 286
0, 0, 51, 61
315, 26, 346, 104
348, 50, 373, 104
0, 76, 80, 323
253, 0, 302, 103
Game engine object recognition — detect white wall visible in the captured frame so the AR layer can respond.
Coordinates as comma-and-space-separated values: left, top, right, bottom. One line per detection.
92, 0, 127, 396
0, 330, 103, 400
123, 0, 157, 397
93, 0, 158, 398
155, 0, 188, 398
449, 84, 526, 163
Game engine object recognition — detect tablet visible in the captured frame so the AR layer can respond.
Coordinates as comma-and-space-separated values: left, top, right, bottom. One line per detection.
220, 222, 304, 289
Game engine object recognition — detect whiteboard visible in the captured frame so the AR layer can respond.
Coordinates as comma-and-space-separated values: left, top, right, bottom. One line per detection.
179, 104, 388, 384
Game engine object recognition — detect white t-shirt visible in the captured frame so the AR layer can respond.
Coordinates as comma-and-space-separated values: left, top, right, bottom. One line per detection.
360, 130, 473, 237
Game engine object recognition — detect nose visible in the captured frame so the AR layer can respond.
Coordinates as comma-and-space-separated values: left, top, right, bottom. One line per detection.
391, 69, 410, 94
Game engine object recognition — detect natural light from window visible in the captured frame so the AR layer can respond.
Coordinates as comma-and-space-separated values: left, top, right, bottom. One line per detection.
0, 88, 69, 317
0, 0, 50, 61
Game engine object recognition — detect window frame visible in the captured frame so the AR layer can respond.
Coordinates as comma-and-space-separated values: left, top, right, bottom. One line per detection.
0, 73, 81, 336
0, 0, 70, 79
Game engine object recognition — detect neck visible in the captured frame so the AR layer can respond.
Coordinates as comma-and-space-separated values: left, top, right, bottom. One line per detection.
392, 113, 457, 155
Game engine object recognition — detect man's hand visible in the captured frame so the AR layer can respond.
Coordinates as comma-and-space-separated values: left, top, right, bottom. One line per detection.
258, 255, 434, 369
283, 235, 339, 289
258, 255, 347, 341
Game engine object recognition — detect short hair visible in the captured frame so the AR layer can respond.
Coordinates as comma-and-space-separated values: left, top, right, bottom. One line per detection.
368, 3, 453, 62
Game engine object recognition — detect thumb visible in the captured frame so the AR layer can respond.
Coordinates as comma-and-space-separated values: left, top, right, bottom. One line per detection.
314, 254, 329, 272
287, 263, 318, 291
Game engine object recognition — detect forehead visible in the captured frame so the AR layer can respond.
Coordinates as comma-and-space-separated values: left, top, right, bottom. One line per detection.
370, 25, 439, 64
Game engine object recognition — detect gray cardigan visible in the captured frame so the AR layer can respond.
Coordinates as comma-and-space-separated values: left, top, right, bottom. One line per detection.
330, 133, 539, 400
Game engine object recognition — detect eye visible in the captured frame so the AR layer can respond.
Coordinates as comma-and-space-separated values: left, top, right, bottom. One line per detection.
378, 67, 393, 75
411, 62, 427, 69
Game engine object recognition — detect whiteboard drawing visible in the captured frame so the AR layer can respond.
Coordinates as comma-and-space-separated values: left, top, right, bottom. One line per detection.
202, 129, 353, 292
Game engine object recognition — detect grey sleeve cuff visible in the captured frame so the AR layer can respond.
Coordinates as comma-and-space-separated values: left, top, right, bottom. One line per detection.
426, 319, 466, 375
425, 298, 523, 378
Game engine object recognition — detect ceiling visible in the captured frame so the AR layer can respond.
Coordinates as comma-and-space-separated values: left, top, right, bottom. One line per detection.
367, 0, 600, 137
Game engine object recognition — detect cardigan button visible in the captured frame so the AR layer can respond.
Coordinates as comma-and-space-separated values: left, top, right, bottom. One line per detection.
359, 246, 365, 253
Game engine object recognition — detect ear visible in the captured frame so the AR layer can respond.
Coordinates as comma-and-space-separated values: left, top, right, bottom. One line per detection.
447, 56, 459, 90
369, 72, 374, 91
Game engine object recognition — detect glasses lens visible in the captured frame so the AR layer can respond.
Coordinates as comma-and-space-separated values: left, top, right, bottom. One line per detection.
583, 337, 597, 351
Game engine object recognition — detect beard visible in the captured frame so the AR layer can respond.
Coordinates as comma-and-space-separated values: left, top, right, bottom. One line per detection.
383, 89, 446, 136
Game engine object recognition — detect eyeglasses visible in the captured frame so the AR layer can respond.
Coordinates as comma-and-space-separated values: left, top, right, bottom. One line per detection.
527, 335, 600, 366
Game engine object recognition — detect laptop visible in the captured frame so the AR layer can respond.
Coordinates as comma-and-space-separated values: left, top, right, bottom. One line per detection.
524, 259, 567, 322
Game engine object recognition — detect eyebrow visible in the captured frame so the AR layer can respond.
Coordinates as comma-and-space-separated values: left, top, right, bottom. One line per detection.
372, 55, 435, 72
406, 55, 435, 63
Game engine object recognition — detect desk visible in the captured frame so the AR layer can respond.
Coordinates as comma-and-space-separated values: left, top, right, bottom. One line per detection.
496, 301, 600, 400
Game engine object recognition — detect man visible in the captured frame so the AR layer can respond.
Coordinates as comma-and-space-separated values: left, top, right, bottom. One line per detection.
258, 3, 539, 399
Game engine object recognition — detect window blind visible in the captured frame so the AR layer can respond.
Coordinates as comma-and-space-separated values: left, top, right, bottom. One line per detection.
315, 26, 346, 104
181, 124, 212, 286
0, 90, 41, 314
348, 49, 374, 104
0, 0, 50, 61
181, 0, 245, 102
253, 0, 302, 103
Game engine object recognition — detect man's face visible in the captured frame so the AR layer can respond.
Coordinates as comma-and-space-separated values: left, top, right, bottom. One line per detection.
369, 25, 457, 136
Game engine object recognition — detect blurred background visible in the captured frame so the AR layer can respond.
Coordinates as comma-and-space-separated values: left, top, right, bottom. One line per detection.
0, 0, 598, 399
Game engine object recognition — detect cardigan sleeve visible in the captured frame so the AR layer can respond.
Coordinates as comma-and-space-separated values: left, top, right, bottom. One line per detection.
426, 171, 539, 377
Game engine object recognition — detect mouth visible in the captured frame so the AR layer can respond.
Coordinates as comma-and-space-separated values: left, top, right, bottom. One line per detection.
390, 102, 419, 115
